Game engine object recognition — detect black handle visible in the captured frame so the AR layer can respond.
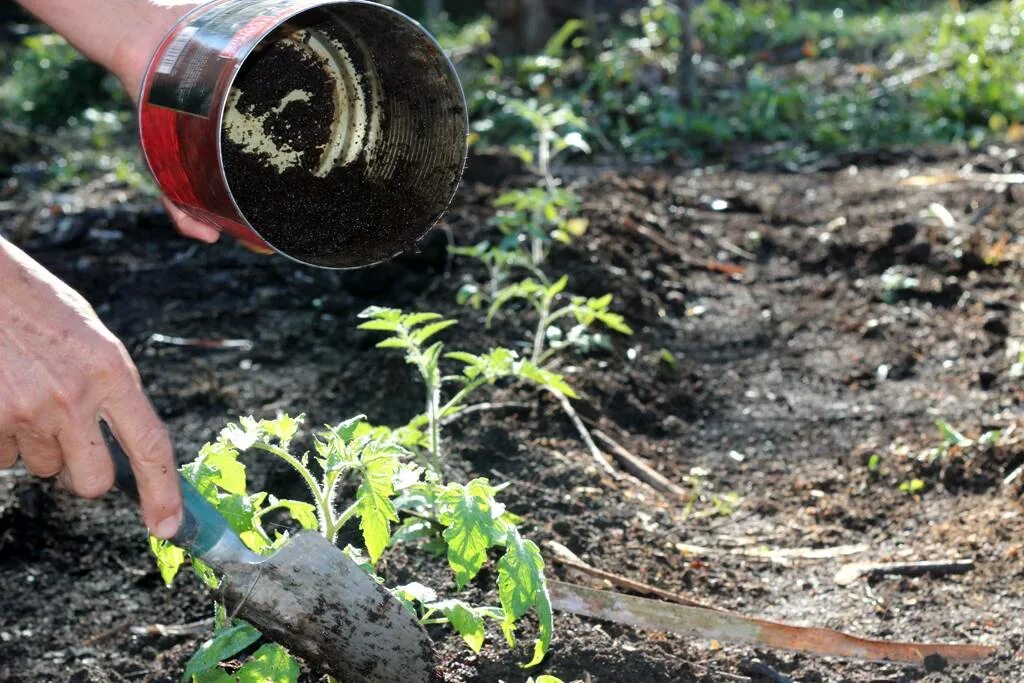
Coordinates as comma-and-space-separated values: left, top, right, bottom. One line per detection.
105, 426, 231, 557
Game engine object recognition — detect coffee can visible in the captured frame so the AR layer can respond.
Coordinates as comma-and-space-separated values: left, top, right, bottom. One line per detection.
138, 0, 468, 268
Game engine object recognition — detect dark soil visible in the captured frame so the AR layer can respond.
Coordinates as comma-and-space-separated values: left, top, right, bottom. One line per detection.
221, 8, 466, 268
2, 145, 1023, 682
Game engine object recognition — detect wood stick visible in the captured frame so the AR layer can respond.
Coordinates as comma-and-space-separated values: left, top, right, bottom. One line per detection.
548, 580, 995, 665
439, 401, 532, 427
553, 391, 620, 481
591, 429, 690, 500
546, 540, 712, 609
834, 559, 974, 586
130, 618, 214, 637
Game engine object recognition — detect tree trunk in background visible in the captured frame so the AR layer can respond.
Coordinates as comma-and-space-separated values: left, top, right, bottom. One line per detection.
424, 0, 444, 20
488, 0, 645, 55
677, 0, 698, 107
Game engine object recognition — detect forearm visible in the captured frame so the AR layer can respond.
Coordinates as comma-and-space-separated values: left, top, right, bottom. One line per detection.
15, 0, 200, 99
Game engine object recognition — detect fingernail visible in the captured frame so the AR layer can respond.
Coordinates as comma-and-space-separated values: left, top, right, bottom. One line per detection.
152, 510, 182, 539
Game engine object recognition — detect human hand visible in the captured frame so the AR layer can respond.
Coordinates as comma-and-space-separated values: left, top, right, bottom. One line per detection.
0, 238, 182, 538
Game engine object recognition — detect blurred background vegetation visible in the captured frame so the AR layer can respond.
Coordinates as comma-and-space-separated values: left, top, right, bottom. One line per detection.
3, 0, 1024, 181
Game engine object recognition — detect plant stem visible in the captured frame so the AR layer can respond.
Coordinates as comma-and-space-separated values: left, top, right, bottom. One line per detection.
325, 500, 360, 541
252, 442, 334, 539
425, 377, 443, 476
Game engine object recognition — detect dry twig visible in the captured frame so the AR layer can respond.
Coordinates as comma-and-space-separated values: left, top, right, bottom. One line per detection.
834, 558, 974, 586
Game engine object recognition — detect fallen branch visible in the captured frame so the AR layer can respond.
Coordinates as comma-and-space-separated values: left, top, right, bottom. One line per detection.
553, 391, 620, 481
130, 618, 214, 637
547, 540, 711, 609
548, 580, 995, 665
677, 541, 869, 566
439, 401, 532, 427
834, 558, 974, 586
591, 429, 690, 500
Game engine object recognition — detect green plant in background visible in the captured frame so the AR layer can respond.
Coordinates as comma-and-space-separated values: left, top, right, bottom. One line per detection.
487, 275, 633, 365
150, 409, 555, 679
0, 33, 125, 129
357, 306, 576, 469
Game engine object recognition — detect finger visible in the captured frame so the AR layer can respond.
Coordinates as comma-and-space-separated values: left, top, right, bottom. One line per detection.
57, 418, 114, 499
161, 198, 221, 244
102, 390, 181, 539
0, 435, 18, 469
16, 430, 63, 478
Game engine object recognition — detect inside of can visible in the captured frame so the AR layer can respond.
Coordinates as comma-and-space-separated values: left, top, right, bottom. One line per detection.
220, 2, 467, 269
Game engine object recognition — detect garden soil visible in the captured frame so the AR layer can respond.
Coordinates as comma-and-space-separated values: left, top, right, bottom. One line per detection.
1, 146, 1023, 682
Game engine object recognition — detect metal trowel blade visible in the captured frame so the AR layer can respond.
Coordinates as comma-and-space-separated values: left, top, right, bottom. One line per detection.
219, 532, 435, 683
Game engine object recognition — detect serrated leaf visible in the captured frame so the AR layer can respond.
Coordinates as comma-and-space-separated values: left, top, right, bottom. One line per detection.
433, 600, 486, 653
394, 581, 438, 607
356, 446, 401, 563
412, 319, 458, 344
596, 311, 633, 335
440, 479, 508, 588
498, 529, 546, 621
357, 306, 401, 321
375, 337, 409, 349
198, 441, 246, 495
221, 421, 260, 452
516, 362, 577, 398
273, 498, 318, 530
525, 584, 553, 668
180, 623, 262, 683
149, 536, 185, 587
403, 312, 444, 327
235, 643, 299, 683
357, 319, 402, 332
260, 414, 302, 445
192, 558, 220, 590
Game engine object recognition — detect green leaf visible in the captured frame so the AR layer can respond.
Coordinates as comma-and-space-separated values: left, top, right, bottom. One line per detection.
936, 419, 971, 447
525, 584, 553, 668
497, 529, 546, 622
516, 362, 577, 398
357, 319, 401, 332
433, 600, 486, 653
527, 676, 566, 683
260, 414, 302, 446
375, 337, 409, 350
180, 623, 262, 683
220, 421, 260, 452
273, 498, 318, 530
356, 445, 401, 563
498, 529, 553, 667
412, 319, 458, 344
394, 581, 438, 607
192, 558, 220, 590
197, 441, 246, 495
439, 479, 508, 588
235, 644, 299, 683
544, 17, 585, 56
149, 536, 185, 587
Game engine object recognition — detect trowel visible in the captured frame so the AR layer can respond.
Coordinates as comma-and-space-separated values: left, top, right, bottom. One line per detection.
109, 441, 436, 683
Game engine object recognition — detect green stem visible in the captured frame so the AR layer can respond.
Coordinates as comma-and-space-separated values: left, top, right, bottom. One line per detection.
439, 378, 486, 418
325, 500, 360, 541
252, 442, 334, 539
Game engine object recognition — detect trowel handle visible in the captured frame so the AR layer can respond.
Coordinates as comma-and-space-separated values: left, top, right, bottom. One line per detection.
106, 429, 231, 557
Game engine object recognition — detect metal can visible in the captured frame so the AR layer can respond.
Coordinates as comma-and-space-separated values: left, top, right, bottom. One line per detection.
138, 0, 467, 268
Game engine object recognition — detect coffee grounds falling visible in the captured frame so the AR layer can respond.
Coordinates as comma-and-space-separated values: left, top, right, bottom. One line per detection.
220, 9, 465, 269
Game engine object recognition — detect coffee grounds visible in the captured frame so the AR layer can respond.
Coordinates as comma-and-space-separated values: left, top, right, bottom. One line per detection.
220, 8, 465, 269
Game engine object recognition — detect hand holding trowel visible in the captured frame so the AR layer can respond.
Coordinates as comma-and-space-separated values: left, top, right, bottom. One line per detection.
109, 440, 436, 683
